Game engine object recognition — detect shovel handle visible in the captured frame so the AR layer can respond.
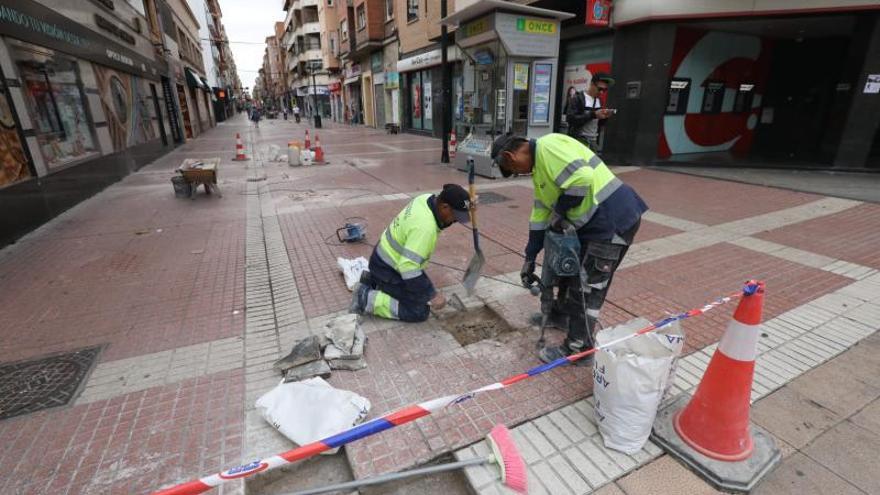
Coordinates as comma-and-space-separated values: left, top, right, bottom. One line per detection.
467, 159, 480, 250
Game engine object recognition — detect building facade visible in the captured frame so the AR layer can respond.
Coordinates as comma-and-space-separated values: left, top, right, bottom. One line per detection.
189, 0, 242, 121
522, 0, 880, 170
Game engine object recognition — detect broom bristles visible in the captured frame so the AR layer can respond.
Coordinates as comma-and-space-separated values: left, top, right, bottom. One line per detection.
486, 424, 528, 494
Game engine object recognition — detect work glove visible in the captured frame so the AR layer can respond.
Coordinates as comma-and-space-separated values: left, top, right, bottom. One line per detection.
520, 260, 536, 288
549, 212, 572, 233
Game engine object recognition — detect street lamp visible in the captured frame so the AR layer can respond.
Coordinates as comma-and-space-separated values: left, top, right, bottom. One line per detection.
309, 61, 322, 129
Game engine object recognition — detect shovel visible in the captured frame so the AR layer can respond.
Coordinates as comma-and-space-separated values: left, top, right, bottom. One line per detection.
462, 157, 485, 295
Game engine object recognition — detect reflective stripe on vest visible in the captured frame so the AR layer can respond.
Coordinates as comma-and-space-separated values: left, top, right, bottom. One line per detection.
553, 155, 602, 187
569, 177, 623, 228
384, 229, 425, 264
377, 194, 439, 279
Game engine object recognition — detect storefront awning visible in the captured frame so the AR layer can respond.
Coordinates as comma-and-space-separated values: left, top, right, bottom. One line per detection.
184, 68, 210, 91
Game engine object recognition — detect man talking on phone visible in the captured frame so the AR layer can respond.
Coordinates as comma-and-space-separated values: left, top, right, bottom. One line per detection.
566, 73, 615, 151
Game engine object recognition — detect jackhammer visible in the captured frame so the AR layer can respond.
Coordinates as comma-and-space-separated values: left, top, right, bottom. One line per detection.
523, 227, 582, 348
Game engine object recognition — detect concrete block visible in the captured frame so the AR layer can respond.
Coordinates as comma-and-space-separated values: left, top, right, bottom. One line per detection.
274, 335, 322, 372
283, 359, 331, 382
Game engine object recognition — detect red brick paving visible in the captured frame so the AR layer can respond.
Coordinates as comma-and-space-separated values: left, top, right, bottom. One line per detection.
0, 116, 867, 492
754, 202, 880, 270
609, 242, 853, 353
0, 368, 243, 495
623, 169, 822, 226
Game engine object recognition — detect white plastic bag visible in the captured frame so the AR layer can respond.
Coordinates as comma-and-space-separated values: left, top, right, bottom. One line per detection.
255, 377, 371, 454
593, 317, 684, 454
337, 257, 369, 291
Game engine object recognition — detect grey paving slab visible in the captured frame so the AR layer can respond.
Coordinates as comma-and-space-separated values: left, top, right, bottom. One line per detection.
751, 386, 843, 449
804, 421, 880, 494
752, 453, 864, 495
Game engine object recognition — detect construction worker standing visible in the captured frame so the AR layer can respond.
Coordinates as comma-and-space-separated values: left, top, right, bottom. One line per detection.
491, 133, 648, 365
351, 184, 473, 322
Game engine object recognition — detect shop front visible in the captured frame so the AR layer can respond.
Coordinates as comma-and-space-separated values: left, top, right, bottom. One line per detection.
343, 63, 363, 124
441, 1, 572, 177
296, 85, 330, 118
0, 0, 170, 246
329, 80, 343, 122
397, 46, 462, 137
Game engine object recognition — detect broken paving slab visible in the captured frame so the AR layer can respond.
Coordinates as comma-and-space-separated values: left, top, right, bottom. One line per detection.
325, 313, 360, 352
283, 359, 331, 382
273, 335, 322, 372
329, 356, 367, 371
324, 326, 366, 361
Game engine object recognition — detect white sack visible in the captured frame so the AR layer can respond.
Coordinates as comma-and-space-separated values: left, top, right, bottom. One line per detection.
593, 317, 684, 454
337, 257, 369, 291
256, 377, 371, 454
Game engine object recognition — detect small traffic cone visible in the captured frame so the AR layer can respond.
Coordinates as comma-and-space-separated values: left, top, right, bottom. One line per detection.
651, 280, 780, 492
674, 280, 765, 461
233, 133, 247, 161
313, 133, 324, 164
304, 129, 311, 150
449, 129, 457, 160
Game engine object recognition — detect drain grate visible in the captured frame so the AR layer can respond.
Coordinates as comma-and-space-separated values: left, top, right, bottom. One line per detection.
0, 347, 101, 421
477, 191, 511, 205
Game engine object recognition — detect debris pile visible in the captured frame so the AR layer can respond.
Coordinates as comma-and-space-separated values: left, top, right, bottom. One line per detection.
273, 314, 368, 382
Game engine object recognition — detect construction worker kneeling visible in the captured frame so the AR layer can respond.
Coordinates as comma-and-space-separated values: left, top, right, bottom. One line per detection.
351, 184, 472, 322
491, 133, 648, 366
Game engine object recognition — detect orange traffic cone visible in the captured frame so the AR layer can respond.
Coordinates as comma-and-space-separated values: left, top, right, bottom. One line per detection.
651, 280, 780, 492
674, 280, 764, 460
449, 129, 457, 160
233, 133, 247, 161
313, 133, 324, 164
304, 129, 311, 151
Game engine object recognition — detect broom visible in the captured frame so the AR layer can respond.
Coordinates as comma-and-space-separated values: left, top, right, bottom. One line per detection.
287, 424, 527, 495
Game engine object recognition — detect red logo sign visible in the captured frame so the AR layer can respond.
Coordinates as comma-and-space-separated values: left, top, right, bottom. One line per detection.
586, 0, 612, 27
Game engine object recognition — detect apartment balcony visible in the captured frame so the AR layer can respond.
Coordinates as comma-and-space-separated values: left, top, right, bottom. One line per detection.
303, 21, 321, 34
303, 48, 322, 61
302, 0, 318, 6
291, 0, 301, 10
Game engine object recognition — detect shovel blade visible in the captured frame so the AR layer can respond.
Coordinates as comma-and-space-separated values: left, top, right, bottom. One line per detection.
462, 250, 485, 295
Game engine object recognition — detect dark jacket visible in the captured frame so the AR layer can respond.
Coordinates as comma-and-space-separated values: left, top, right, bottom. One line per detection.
565, 91, 598, 139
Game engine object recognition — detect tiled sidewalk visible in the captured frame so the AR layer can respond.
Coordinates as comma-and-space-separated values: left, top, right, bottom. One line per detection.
458, 274, 880, 494
2, 114, 879, 495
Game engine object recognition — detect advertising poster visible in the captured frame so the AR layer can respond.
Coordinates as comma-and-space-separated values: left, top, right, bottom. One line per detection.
94, 64, 155, 151
531, 63, 552, 124
586, 0, 612, 27
513, 63, 530, 90
0, 84, 30, 187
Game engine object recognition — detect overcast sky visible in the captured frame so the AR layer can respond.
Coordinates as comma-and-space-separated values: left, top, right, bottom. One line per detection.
220, 0, 286, 90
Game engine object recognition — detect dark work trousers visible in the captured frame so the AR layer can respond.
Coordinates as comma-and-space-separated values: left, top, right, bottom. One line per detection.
559, 220, 640, 353
366, 251, 433, 322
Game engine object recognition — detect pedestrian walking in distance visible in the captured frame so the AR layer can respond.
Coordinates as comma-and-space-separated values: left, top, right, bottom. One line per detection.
491, 133, 648, 366
351, 184, 473, 322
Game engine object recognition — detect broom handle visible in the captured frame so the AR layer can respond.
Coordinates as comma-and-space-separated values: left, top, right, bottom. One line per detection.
289, 457, 488, 495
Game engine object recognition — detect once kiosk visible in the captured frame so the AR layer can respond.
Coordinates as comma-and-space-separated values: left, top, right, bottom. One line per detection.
441, 1, 573, 178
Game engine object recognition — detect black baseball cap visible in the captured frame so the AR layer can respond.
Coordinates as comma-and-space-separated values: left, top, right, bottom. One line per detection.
438, 184, 471, 224
491, 134, 527, 177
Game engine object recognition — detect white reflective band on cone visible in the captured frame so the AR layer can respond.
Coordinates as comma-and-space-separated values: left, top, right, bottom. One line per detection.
717, 319, 761, 362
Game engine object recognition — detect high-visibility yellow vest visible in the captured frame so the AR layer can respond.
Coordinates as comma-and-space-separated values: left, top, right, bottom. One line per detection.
377, 194, 439, 279
529, 134, 622, 231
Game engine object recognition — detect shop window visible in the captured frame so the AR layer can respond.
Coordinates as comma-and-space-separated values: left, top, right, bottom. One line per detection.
12, 41, 98, 169
407, 0, 418, 22
701, 80, 725, 114
733, 83, 755, 113
0, 78, 32, 187
665, 78, 690, 115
